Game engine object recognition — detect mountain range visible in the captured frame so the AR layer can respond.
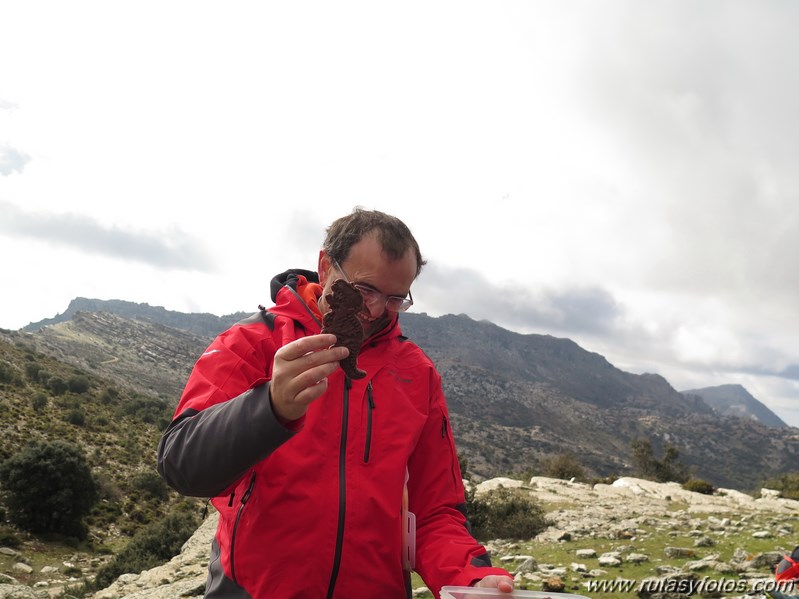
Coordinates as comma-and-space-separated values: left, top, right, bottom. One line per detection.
11, 297, 799, 491
682, 383, 788, 428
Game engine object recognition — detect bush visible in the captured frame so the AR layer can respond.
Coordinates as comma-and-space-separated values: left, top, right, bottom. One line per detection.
48, 376, 68, 396
683, 478, 714, 495
93, 510, 201, 590
99, 387, 120, 405
0, 360, 19, 385
132, 470, 170, 501
466, 486, 550, 541
30, 392, 48, 412
762, 472, 799, 500
66, 408, 86, 427
630, 438, 688, 484
25, 362, 42, 383
544, 452, 586, 481
0, 440, 98, 539
67, 375, 91, 394
0, 529, 22, 548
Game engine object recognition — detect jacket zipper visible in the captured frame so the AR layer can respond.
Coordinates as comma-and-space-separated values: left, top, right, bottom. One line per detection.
364, 381, 375, 463
230, 472, 256, 585
326, 377, 351, 599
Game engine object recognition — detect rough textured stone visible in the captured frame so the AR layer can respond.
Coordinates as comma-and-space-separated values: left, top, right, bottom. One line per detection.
0, 585, 47, 599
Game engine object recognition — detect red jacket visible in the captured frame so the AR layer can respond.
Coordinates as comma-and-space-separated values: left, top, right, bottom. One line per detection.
158, 269, 509, 598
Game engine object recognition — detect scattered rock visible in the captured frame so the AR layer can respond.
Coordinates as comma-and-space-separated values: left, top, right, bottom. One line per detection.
694, 536, 715, 547
664, 547, 697, 559
475, 478, 527, 495
746, 551, 784, 570
542, 576, 565, 592
570, 562, 587, 572
586, 569, 606, 578
0, 584, 46, 598
515, 558, 537, 573
626, 553, 650, 563
598, 555, 622, 567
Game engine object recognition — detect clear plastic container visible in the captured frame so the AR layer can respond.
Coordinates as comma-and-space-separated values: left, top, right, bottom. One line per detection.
439, 587, 590, 599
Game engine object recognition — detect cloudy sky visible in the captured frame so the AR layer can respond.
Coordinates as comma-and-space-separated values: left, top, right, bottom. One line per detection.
2, 2, 798, 425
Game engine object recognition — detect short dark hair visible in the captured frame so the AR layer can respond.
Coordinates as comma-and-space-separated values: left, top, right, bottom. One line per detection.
323, 208, 426, 277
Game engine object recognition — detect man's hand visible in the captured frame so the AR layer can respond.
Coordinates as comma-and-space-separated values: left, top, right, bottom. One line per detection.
473, 575, 514, 593
270, 334, 349, 422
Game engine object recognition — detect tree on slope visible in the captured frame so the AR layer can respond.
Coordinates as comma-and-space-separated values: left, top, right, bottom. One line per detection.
0, 440, 98, 539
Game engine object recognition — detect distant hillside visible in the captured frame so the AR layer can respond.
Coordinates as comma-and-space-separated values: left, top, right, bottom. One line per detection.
682, 383, 788, 428
22, 297, 249, 338
400, 313, 799, 490
11, 299, 799, 491
0, 330, 201, 582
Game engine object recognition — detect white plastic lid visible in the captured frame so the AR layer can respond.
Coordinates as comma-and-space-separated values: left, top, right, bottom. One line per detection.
439, 587, 590, 599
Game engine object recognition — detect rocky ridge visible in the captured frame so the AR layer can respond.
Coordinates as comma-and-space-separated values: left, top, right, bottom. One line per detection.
15, 305, 799, 490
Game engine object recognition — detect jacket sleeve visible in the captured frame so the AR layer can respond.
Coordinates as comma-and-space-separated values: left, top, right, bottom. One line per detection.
157, 323, 300, 497
407, 368, 511, 594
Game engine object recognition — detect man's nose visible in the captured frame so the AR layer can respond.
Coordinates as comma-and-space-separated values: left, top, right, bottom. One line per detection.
362, 299, 385, 319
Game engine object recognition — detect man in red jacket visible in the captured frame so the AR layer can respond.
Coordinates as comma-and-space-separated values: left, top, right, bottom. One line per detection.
158, 209, 514, 598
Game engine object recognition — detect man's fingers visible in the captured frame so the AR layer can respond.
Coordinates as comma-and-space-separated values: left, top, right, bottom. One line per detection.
293, 361, 343, 394
292, 375, 331, 406
276, 343, 348, 379
270, 334, 351, 422
276, 334, 338, 361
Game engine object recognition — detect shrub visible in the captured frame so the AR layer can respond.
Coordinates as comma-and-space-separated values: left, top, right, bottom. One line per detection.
762, 472, 799, 500
65, 408, 86, 427
25, 363, 42, 383
99, 387, 120, 405
544, 452, 586, 481
67, 375, 91, 394
48, 376, 68, 396
30, 392, 48, 412
0, 360, 19, 384
0, 440, 98, 539
630, 438, 688, 484
466, 486, 550, 541
0, 529, 22, 548
683, 478, 714, 495
93, 510, 201, 590
120, 395, 171, 428
458, 452, 471, 481
132, 470, 170, 501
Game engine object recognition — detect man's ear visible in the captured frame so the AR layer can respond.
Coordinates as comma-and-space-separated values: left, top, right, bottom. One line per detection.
318, 250, 332, 285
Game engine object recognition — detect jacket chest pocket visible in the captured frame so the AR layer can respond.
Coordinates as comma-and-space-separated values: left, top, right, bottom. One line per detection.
359, 378, 428, 466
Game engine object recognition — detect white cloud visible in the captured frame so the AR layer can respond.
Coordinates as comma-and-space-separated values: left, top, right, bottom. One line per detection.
0, 201, 215, 271
0, 1, 798, 425
0, 144, 30, 176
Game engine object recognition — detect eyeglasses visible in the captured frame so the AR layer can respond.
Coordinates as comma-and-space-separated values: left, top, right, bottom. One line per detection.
331, 259, 414, 313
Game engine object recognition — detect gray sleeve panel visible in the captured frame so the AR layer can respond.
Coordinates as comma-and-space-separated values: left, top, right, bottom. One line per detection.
205, 537, 252, 598
157, 382, 296, 497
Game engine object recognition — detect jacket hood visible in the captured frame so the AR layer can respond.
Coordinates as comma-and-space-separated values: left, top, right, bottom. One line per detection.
270, 269, 320, 303
268, 268, 402, 345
